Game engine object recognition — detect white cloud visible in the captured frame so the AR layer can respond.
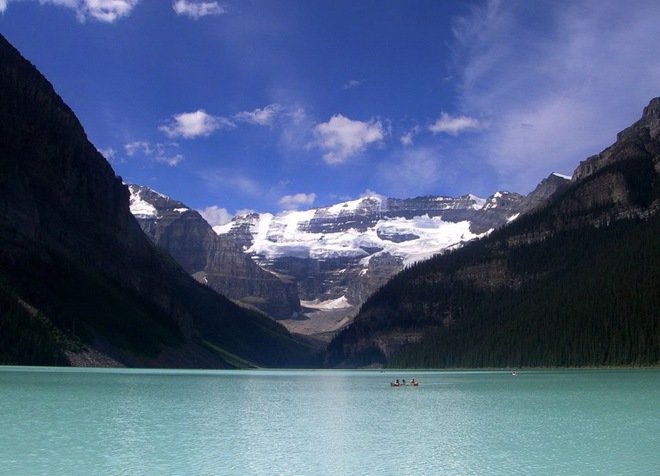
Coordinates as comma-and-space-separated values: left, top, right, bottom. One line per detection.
400, 133, 413, 146
124, 141, 152, 156
400, 126, 420, 146
450, 0, 660, 192
159, 109, 234, 139
429, 113, 483, 136
0, 0, 7, 13
312, 114, 385, 165
36, 0, 139, 22
172, 0, 224, 19
154, 153, 184, 166
124, 141, 183, 167
278, 192, 316, 210
235, 103, 283, 126
198, 205, 233, 226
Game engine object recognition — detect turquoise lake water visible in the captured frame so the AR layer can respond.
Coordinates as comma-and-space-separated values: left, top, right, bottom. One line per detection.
0, 368, 658, 475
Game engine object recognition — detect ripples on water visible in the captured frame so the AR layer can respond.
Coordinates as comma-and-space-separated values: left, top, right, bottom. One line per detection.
0, 368, 658, 475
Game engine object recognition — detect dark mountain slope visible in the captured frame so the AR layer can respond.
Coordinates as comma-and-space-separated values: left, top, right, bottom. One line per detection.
327, 98, 660, 368
128, 185, 301, 320
0, 34, 314, 368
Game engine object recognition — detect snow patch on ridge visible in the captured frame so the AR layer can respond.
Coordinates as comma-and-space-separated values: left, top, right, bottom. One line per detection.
468, 194, 486, 209
552, 172, 572, 180
301, 296, 351, 310
213, 223, 234, 235
128, 186, 157, 218
226, 209, 483, 265
324, 194, 385, 215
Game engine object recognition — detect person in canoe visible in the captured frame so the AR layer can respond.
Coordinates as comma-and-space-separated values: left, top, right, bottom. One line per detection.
390, 379, 400, 387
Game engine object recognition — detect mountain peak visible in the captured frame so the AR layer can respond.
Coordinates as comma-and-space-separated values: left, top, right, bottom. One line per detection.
574, 96, 660, 181
616, 96, 660, 142
127, 184, 189, 218
642, 96, 660, 120
518, 172, 571, 215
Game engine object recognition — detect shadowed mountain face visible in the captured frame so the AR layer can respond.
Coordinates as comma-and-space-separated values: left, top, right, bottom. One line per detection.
0, 34, 315, 368
128, 185, 301, 320
327, 98, 660, 368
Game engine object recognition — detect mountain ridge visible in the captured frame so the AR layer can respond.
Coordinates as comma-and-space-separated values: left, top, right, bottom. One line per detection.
130, 174, 568, 341
128, 184, 302, 320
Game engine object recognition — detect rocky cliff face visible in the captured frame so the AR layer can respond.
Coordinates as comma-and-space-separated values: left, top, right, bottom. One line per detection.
519, 173, 571, 214
574, 98, 660, 181
0, 34, 313, 368
129, 185, 301, 319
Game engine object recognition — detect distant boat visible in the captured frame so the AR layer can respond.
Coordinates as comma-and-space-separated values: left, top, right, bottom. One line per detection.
390, 379, 419, 387
511, 370, 519, 376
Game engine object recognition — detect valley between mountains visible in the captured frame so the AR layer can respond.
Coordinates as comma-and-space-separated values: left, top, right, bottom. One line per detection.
128, 173, 569, 343
1, 33, 658, 368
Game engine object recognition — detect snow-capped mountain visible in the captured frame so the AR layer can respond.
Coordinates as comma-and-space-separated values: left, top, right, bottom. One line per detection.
129, 174, 569, 339
128, 185, 301, 320
213, 191, 529, 336
215, 193, 522, 266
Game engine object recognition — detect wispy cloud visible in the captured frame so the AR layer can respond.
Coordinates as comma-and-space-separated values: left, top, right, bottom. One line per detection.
429, 113, 483, 136
159, 109, 234, 139
378, 147, 441, 197
154, 154, 184, 167
124, 141, 183, 166
312, 114, 384, 165
278, 107, 314, 152
400, 126, 420, 146
235, 103, 283, 126
343, 79, 364, 90
278, 192, 316, 210
124, 141, 152, 156
200, 169, 262, 197
31, 0, 139, 23
450, 0, 660, 192
198, 205, 233, 226
172, 0, 225, 20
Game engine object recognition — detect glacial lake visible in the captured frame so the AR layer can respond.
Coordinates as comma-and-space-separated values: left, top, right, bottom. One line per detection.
0, 368, 658, 475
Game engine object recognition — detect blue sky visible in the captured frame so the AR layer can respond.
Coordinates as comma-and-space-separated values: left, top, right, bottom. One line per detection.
2, 0, 660, 225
